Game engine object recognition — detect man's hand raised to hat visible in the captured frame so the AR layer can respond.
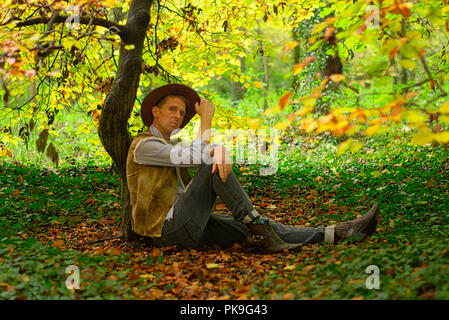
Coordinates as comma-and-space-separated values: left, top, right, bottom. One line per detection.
195, 98, 215, 120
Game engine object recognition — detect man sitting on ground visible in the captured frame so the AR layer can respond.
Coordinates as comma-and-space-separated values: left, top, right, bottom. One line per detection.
126, 83, 379, 252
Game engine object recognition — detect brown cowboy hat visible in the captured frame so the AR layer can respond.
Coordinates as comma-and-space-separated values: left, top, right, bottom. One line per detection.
140, 83, 200, 129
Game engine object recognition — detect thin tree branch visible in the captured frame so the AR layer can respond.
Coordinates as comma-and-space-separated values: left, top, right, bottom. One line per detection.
158, 3, 214, 48
15, 16, 128, 40
420, 56, 447, 96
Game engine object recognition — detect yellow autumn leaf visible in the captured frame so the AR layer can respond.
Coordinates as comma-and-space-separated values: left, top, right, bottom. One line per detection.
405, 109, 427, 123
295, 108, 310, 117
365, 125, 380, 136
350, 140, 363, 153
440, 115, 449, 124
346, 124, 360, 136
263, 105, 280, 116
253, 81, 264, 88
206, 263, 220, 269
329, 74, 345, 82
312, 21, 328, 35
399, 59, 417, 70
315, 123, 330, 134
301, 118, 318, 133
333, 107, 356, 116
302, 97, 317, 109
293, 63, 304, 75
434, 131, 449, 143
274, 120, 291, 130
337, 138, 362, 155
247, 118, 261, 130
337, 139, 353, 155
283, 40, 299, 52
412, 130, 433, 145
439, 101, 449, 114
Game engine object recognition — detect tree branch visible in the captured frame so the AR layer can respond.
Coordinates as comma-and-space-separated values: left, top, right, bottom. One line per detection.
15, 15, 128, 40
420, 56, 447, 96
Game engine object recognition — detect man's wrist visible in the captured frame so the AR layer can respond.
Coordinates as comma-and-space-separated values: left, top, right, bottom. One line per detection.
200, 114, 213, 122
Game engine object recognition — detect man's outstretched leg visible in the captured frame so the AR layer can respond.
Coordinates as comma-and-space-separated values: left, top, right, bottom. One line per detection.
324, 203, 379, 243
246, 203, 379, 249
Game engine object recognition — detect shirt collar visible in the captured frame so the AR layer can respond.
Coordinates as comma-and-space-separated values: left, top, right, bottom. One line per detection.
149, 124, 180, 142
150, 125, 184, 144
149, 124, 164, 139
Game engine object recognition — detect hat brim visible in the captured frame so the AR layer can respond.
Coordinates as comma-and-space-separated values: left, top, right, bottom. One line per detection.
141, 83, 200, 129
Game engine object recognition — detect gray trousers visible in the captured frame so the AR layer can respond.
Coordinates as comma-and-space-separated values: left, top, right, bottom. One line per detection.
152, 164, 325, 249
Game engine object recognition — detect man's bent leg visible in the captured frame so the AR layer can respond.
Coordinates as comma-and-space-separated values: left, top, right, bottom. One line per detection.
200, 213, 248, 248
154, 164, 257, 248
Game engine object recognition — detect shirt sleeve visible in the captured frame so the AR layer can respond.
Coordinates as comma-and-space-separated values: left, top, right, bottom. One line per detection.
134, 137, 218, 168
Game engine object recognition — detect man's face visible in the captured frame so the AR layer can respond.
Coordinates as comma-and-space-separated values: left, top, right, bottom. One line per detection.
152, 96, 186, 137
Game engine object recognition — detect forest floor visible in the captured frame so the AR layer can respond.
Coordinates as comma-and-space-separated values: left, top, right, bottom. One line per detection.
1, 133, 449, 300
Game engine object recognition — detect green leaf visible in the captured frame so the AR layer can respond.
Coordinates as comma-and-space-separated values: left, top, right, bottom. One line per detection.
365, 57, 390, 77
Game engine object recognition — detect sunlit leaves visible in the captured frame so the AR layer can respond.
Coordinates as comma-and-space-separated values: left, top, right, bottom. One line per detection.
2, 0, 449, 161
253, 81, 264, 89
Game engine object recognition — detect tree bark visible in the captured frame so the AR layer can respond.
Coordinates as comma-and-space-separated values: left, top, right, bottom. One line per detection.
97, 0, 152, 241
233, 55, 246, 100
262, 55, 269, 111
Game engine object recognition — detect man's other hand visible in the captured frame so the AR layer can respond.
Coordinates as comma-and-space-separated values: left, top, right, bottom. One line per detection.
210, 145, 232, 183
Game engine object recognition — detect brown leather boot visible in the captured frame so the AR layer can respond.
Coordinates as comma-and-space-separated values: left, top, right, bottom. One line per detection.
334, 203, 379, 242
246, 219, 302, 252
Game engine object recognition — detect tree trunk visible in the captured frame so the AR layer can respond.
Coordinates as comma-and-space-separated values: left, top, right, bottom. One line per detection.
98, 0, 152, 241
262, 55, 269, 111
292, 29, 300, 89
233, 55, 246, 100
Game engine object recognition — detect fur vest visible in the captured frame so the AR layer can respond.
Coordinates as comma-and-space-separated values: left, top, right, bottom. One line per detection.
126, 132, 192, 237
